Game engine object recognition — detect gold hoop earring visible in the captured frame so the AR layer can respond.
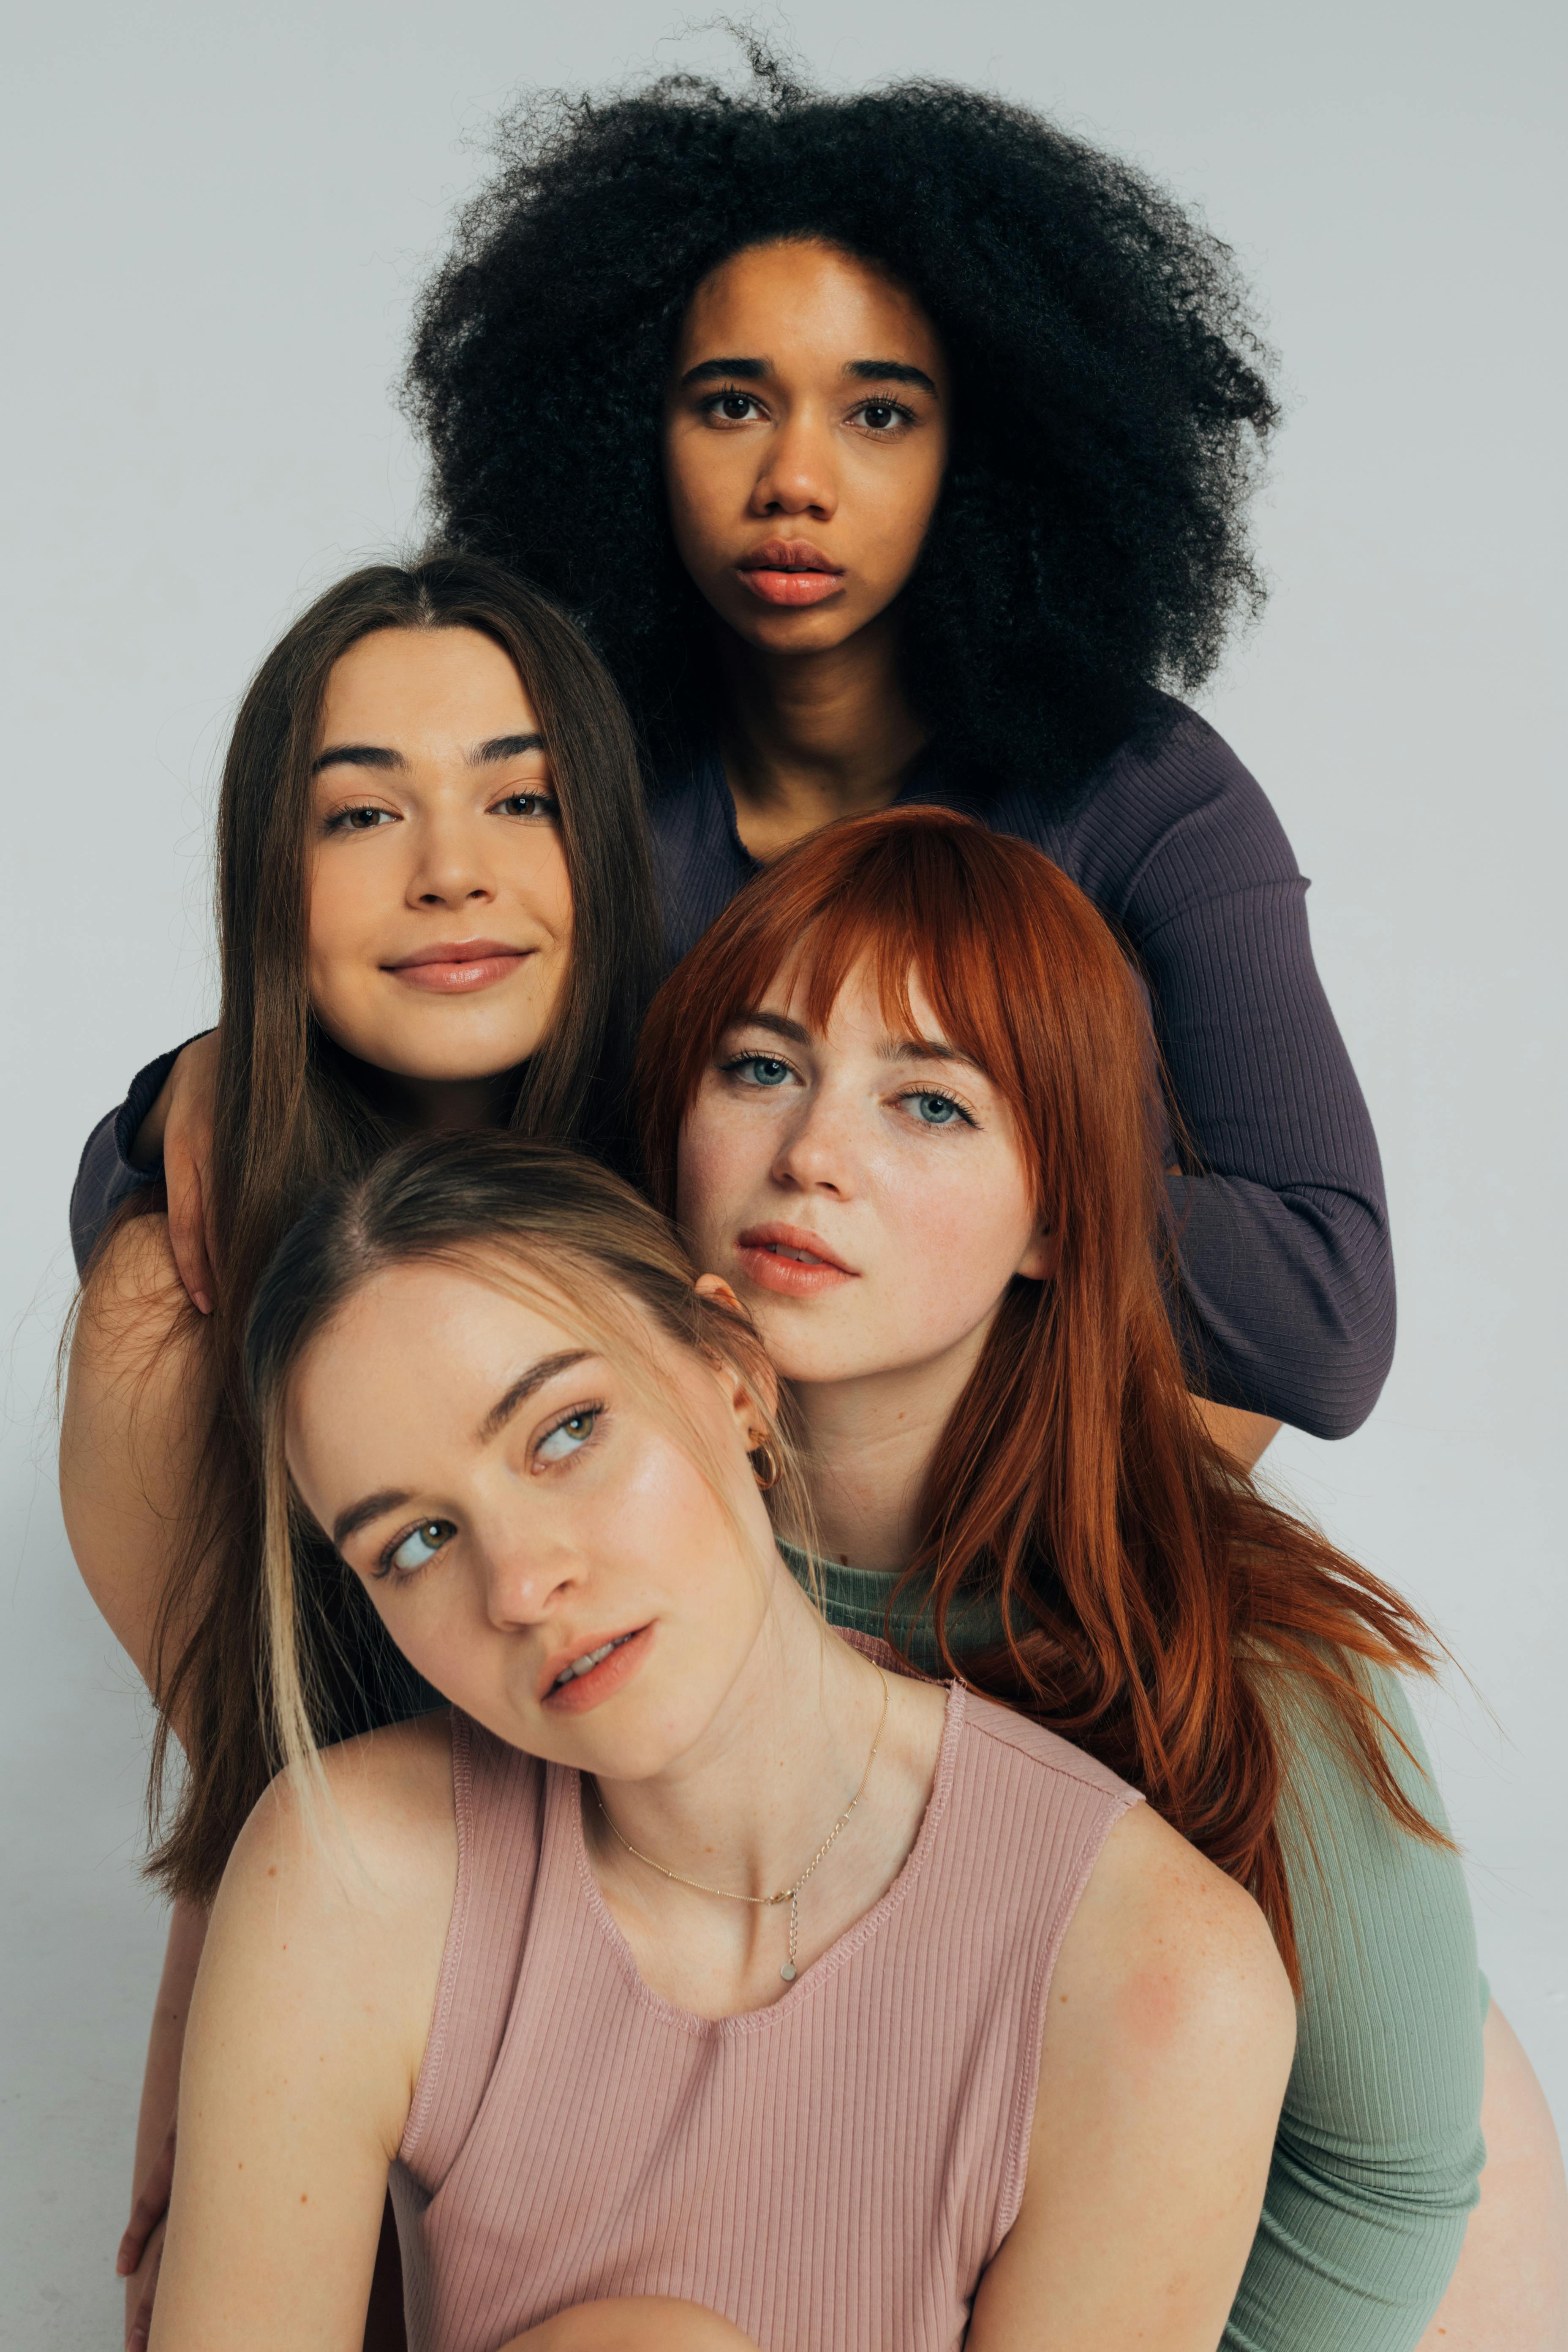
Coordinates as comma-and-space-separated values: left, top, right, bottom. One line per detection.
749, 1441, 780, 1492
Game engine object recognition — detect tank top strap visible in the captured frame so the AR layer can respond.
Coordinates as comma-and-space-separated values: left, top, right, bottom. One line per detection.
398, 1711, 548, 2192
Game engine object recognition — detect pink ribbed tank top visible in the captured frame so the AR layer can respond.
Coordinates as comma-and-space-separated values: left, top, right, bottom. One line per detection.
391, 1638, 1138, 2352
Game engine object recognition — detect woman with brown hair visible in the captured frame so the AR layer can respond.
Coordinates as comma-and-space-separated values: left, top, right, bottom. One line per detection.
639, 806, 1567, 2350
60, 553, 662, 2347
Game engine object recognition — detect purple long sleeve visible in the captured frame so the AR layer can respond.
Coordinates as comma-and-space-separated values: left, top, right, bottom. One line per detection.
68, 1044, 186, 1275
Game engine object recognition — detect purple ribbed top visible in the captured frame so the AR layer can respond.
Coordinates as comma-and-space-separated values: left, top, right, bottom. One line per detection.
389, 1642, 1137, 2352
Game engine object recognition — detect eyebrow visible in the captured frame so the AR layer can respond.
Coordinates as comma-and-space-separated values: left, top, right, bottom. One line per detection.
331, 1486, 414, 1552
311, 732, 546, 777
846, 359, 939, 395
328, 1348, 590, 1552
727, 1007, 982, 1073
884, 1037, 984, 1074
679, 357, 939, 397
727, 1007, 811, 1045
476, 1350, 591, 1442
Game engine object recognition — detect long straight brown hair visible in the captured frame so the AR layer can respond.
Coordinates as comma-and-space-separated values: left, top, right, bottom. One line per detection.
120, 554, 663, 1901
637, 806, 1443, 1991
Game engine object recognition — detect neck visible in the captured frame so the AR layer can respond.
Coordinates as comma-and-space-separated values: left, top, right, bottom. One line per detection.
591, 1554, 885, 1901
351, 1061, 519, 1135
787, 1318, 999, 1574
714, 610, 928, 861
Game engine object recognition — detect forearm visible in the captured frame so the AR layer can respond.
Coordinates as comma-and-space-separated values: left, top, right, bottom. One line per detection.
1167, 1171, 1394, 1437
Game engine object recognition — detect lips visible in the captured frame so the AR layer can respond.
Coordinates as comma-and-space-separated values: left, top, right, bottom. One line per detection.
736, 538, 846, 610
539, 1623, 653, 1713
384, 939, 532, 994
735, 1223, 858, 1298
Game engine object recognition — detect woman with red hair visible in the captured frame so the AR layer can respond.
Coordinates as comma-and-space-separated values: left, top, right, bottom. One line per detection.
639, 806, 1567, 2352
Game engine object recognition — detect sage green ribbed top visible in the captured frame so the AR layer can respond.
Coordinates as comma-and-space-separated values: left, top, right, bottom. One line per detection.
787, 1548, 1486, 2352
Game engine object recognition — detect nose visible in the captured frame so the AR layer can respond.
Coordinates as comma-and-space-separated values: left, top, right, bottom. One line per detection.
769, 1085, 857, 1198
750, 405, 837, 523
474, 1514, 587, 1634
407, 805, 497, 912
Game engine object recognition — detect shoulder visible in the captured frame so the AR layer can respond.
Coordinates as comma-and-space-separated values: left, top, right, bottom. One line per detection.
1047, 698, 1304, 917
962, 1688, 1139, 1811
237, 1708, 459, 1898
1053, 1802, 1296, 2074
208, 1713, 460, 2053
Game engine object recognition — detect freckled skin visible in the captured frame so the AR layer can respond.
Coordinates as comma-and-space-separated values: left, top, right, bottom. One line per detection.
677, 960, 1050, 1394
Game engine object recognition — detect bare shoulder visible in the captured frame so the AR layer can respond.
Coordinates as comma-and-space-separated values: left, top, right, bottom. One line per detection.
205, 1713, 459, 2102
1049, 1802, 1296, 2072
227, 1710, 459, 1927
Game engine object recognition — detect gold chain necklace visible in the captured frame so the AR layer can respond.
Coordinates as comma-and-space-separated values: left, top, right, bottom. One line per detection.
594, 1668, 890, 1982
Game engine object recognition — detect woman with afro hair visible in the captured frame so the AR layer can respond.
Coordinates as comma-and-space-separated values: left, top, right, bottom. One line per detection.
84, 52, 1383, 1474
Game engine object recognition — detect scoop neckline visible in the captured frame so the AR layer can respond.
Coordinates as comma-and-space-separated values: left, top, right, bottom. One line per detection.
554, 1645, 965, 2039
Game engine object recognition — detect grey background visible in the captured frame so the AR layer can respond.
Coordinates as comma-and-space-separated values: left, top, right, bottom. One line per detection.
2, 1, 1563, 2342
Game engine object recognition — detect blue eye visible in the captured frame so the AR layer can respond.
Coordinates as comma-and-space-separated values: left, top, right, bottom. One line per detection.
536, 1407, 599, 1465
384, 1518, 455, 1576
904, 1090, 965, 1127
728, 1054, 793, 1089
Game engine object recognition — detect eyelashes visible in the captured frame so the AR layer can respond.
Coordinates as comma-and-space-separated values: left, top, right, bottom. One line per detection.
368, 1400, 607, 1583
320, 789, 559, 836
697, 384, 920, 433
716, 1049, 978, 1129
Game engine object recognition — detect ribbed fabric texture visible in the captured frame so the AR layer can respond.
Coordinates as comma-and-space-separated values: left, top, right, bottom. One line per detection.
389, 1640, 1138, 2352
68, 704, 1391, 1438
798, 1552, 1486, 2352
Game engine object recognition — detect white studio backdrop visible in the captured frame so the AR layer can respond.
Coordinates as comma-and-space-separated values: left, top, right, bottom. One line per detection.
2, 2, 1563, 2340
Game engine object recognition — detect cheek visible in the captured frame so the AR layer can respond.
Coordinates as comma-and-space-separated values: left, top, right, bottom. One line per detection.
675, 1098, 768, 1248
865, 1143, 1035, 1341
305, 860, 378, 1027
862, 445, 947, 576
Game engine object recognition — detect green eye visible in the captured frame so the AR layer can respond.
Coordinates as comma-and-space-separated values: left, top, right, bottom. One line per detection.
385, 1519, 454, 1575
536, 1407, 599, 1465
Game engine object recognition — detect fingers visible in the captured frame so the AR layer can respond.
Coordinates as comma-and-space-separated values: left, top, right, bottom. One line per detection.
164, 1030, 219, 1313
166, 1146, 214, 1315
117, 2123, 177, 2275
124, 2220, 165, 2352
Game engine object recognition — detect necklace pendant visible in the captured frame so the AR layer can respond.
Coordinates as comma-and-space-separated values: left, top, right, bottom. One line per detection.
779, 1960, 797, 1982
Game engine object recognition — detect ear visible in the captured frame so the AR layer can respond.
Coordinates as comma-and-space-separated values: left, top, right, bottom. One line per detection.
1015, 1225, 1060, 1283
694, 1271, 780, 1435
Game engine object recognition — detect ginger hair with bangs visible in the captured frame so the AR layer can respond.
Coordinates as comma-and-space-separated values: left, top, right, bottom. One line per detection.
637, 806, 1445, 1990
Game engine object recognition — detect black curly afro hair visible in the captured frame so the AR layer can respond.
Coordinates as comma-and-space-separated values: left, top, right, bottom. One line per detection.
406, 47, 1277, 800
